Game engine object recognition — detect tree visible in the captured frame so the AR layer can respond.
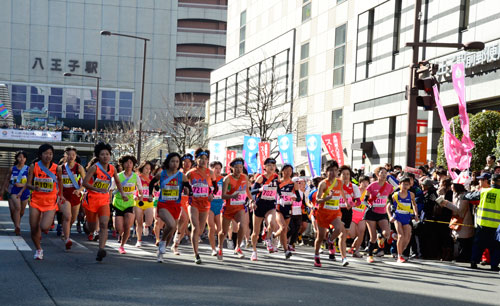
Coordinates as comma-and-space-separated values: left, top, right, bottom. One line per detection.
158, 93, 208, 154
437, 110, 500, 171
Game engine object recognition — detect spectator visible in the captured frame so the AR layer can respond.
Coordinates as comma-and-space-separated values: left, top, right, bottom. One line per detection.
485, 154, 496, 172
428, 160, 436, 176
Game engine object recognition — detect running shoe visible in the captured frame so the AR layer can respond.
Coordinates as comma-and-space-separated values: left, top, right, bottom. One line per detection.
93, 231, 100, 241
341, 257, 349, 267
143, 224, 149, 236
251, 251, 258, 261
157, 252, 164, 263
195, 254, 202, 264
329, 249, 336, 261
266, 239, 273, 253
375, 249, 385, 257
171, 244, 180, 255
240, 240, 247, 249
135, 240, 142, 248
34, 249, 43, 260
236, 248, 245, 259
56, 224, 62, 236
377, 233, 385, 249
159, 241, 166, 254
314, 256, 322, 267
96, 249, 107, 262
211, 249, 218, 256
65, 239, 72, 250
285, 250, 292, 260
118, 246, 126, 254
397, 255, 406, 263
87, 234, 94, 241
261, 227, 267, 241
353, 251, 363, 258
156, 240, 160, 247
112, 230, 117, 238
347, 248, 354, 255
217, 249, 223, 260
227, 239, 234, 250
288, 245, 296, 252
367, 256, 375, 263
76, 222, 82, 234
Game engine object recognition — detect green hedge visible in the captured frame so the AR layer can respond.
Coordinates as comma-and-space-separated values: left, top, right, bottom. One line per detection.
437, 110, 500, 171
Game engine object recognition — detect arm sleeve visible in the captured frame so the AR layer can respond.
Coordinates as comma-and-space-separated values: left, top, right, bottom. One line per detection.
294, 190, 302, 202
149, 176, 159, 196
251, 182, 262, 195
182, 181, 193, 196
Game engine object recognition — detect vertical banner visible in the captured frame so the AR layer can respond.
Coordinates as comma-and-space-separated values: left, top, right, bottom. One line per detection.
278, 134, 294, 165
321, 133, 344, 166
0, 102, 10, 119
258, 142, 270, 172
225, 150, 236, 174
243, 136, 260, 174
306, 134, 322, 177
209, 141, 225, 164
452, 63, 474, 159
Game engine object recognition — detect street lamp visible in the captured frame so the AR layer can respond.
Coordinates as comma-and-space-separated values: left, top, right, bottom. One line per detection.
101, 30, 150, 163
404, 0, 484, 167
63, 72, 101, 144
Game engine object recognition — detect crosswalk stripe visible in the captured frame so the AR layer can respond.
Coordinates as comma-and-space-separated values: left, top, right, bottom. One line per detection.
0, 236, 32, 251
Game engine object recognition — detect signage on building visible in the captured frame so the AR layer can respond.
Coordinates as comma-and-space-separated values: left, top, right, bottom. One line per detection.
0, 128, 61, 142
434, 40, 500, 82
32, 57, 99, 74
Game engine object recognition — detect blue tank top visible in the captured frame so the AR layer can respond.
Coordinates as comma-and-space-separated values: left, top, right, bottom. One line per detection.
9, 165, 31, 197
393, 191, 413, 215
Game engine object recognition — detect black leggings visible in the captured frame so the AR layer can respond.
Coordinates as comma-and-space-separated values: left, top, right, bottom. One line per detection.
287, 215, 302, 245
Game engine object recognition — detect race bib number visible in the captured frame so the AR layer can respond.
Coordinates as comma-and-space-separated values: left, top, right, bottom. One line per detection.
122, 183, 136, 195
142, 188, 150, 197
339, 194, 351, 208
161, 185, 179, 201
280, 192, 295, 206
292, 202, 302, 215
261, 186, 277, 201
192, 183, 209, 198
373, 196, 388, 207
230, 190, 246, 205
34, 177, 54, 193
93, 179, 110, 192
213, 184, 223, 200
62, 175, 74, 188
324, 196, 340, 210
396, 202, 413, 214
353, 202, 367, 212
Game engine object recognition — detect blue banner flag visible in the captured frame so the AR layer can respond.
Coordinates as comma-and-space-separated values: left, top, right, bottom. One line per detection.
306, 134, 322, 177
278, 134, 294, 166
243, 136, 260, 174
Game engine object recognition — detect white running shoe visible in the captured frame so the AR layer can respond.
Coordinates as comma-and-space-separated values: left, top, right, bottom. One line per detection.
251, 251, 257, 261
211, 249, 218, 256
143, 224, 149, 236
342, 257, 349, 267
171, 244, 180, 255
227, 239, 234, 250
135, 240, 142, 248
240, 240, 247, 249
159, 241, 166, 254
34, 249, 43, 260
157, 252, 163, 263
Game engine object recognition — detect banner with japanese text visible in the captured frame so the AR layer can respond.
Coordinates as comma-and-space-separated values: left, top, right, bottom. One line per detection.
208, 141, 225, 164
258, 142, 270, 172
226, 150, 236, 174
243, 136, 261, 174
278, 134, 294, 166
321, 133, 344, 166
306, 134, 322, 177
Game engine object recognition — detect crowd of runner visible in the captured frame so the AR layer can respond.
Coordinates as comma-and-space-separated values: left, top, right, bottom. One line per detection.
1, 143, 499, 272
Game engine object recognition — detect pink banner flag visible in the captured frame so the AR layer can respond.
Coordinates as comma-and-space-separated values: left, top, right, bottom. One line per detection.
322, 133, 344, 166
258, 142, 270, 173
452, 63, 474, 152
226, 150, 236, 174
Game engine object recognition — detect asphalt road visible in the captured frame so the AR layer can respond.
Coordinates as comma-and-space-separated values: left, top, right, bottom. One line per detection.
0, 201, 498, 306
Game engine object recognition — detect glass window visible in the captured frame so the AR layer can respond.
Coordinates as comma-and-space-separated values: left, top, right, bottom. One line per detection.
300, 62, 309, 79
239, 10, 247, 55
334, 24, 346, 87
119, 91, 133, 121
83, 89, 97, 120
337, 0, 347, 4
334, 45, 345, 67
11, 85, 27, 115
331, 109, 343, 133
30, 86, 45, 111
299, 79, 308, 97
239, 42, 245, 56
101, 90, 116, 120
65, 88, 81, 119
302, 2, 311, 22
335, 25, 346, 46
48, 87, 63, 118
333, 67, 344, 87
300, 43, 309, 60
240, 10, 246, 27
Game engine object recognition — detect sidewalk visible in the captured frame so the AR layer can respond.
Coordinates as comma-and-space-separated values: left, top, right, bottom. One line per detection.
0, 201, 55, 306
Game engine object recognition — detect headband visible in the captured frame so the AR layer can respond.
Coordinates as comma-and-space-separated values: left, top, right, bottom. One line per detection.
231, 160, 244, 166
196, 151, 209, 158
264, 158, 276, 165
181, 154, 193, 161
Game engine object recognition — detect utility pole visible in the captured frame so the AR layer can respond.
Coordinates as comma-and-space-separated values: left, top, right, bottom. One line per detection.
406, 0, 422, 168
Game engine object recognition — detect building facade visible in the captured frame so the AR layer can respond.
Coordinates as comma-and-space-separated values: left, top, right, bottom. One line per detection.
208, 0, 500, 171
0, 0, 227, 129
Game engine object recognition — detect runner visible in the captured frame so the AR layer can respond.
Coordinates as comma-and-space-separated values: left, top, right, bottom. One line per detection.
57, 146, 86, 250
1, 150, 30, 236
387, 176, 419, 263
275, 163, 301, 259
171, 153, 194, 255
186, 148, 217, 264
134, 160, 155, 247
149, 152, 190, 263
217, 157, 253, 260
364, 166, 394, 263
25, 144, 59, 260
350, 175, 370, 257
314, 160, 349, 267
338, 165, 361, 260
288, 177, 306, 250
112, 155, 142, 254
209, 161, 224, 256
250, 157, 279, 261
82, 142, 129, 261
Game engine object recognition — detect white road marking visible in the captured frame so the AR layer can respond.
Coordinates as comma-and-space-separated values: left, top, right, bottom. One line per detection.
0, 235, 32, 251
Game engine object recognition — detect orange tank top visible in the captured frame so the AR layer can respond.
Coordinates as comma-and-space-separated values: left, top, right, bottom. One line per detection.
187, 167, 212, 205
31, 162, 58, 206
224, 174, 247, 206
319, 178, 342, 211
88, 163, 115, 201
